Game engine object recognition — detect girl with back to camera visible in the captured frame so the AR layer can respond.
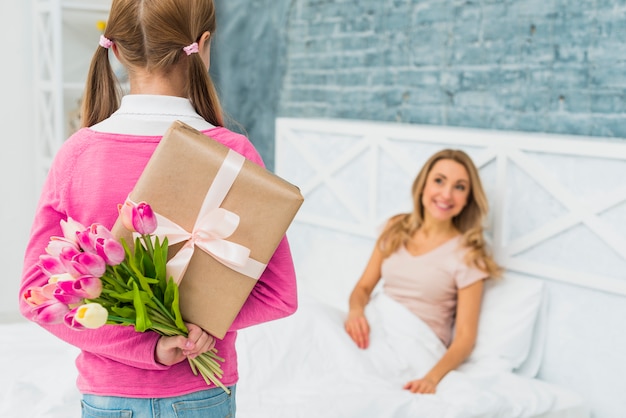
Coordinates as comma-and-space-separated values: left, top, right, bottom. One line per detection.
19, 0, 297, 416
344, 149, 501, 394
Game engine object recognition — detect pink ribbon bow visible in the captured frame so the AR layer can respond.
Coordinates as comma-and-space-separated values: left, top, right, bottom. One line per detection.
144, 149, 266, 284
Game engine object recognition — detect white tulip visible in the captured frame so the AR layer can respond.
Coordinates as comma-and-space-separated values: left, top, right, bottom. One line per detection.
74, 303, 108, 329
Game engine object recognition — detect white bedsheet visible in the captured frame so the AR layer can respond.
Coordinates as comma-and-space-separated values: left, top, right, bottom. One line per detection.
235, 292, 584, 418
0, 320, 81, 418
0, 296, 588, 418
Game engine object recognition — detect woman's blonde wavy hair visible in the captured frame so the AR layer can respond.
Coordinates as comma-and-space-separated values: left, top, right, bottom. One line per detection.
81, 0, 223, 128
377, 149, 501, 277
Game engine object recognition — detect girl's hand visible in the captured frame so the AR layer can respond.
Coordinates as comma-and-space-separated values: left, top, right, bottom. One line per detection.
403, 377, 437, 394
155, 323, 216, 366
344, 312, 370, 349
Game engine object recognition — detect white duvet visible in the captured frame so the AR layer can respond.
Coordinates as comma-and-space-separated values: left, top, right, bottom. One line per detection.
235, 292, 559, 418
0, 292, 569, 418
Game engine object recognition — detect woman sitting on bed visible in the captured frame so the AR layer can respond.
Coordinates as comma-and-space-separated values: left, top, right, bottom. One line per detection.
344, 149, 501, 394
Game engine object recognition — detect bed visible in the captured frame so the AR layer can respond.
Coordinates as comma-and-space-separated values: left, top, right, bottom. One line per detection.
4, 117, 626, 417
234, 117, 626, 418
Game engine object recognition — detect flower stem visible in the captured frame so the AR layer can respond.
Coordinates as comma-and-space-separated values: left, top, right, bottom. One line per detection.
150, 297, 180, 330
189, 357, 231, 395
142, 234, 155, 259
107, 315, 135, 326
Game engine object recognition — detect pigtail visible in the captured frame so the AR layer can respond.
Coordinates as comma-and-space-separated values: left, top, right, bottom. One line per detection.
188, 55, 224, 127
81, 45, 121, 128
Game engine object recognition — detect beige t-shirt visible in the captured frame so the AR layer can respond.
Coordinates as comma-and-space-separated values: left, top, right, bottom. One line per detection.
381, 236, 488, 346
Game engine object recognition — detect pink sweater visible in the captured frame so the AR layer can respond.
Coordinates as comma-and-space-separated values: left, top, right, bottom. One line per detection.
20, 126, 298, 397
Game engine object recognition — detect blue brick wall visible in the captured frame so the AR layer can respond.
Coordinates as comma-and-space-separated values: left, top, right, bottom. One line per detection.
212, 2, 625, 416
211, 0, 291, 170
214, 0, 626, 171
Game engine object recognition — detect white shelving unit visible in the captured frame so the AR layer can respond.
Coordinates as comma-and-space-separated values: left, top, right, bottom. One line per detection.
32, 0, 111, 188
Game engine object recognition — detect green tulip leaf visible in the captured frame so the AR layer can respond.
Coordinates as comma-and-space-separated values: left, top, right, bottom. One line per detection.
110, 306, 136, 319
170, 279, 186, 332
132, 282, 151, 332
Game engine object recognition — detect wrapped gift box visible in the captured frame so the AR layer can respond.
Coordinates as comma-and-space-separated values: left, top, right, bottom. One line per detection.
115, 121, 303, 339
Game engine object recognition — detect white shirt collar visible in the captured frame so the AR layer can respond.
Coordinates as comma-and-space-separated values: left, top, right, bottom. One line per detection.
90, 94, 215, 135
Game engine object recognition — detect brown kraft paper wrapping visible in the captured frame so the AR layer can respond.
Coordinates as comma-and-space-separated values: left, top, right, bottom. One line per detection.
113, 120, 303, 339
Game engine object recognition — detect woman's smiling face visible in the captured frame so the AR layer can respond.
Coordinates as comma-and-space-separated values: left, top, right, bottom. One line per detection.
421, 158, 471, 223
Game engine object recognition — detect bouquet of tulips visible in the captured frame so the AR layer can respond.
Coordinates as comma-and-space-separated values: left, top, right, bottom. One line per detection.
22, 201, 230, 394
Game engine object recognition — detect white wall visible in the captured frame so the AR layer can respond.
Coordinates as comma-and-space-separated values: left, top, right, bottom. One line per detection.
0, 1, 37, 321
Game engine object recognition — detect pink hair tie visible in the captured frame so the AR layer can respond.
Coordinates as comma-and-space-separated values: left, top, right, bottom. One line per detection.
99, 35, 113, 49
183, 42, 199, 55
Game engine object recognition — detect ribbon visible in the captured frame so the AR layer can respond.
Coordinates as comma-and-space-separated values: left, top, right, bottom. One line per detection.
135, 149, 267, 284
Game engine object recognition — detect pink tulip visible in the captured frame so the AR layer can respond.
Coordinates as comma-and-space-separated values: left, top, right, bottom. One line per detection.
57, 275, 103, 299
119, 201, 157, 235
76, 230, 94, 254
59, 245, 81, 261
60, 249, 106, 278
45, 237, 79, 257
133, 202, 158, 235
38, 254, 67, 277
52, 286, 83, 305
76, 223, 108, 253
118, 201, 135, 232
63, 309, 86, 330
95, 237, 125, 265
22, 287, 50, 307
41, 281, 61, 299
32, 300, 70, 324
76, 224, 125, 266
60, 217, 86, 245
48, 272, 75, 284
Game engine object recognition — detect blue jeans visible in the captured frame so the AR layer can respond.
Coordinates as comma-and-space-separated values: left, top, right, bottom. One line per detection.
81, 386, 236, 418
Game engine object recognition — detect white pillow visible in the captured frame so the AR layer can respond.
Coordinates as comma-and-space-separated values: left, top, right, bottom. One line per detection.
466, 272, 545, 374
514, 283, 548, 378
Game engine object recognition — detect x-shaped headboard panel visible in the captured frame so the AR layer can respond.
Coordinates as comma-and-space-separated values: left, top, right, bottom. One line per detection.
276, 118, 626, 296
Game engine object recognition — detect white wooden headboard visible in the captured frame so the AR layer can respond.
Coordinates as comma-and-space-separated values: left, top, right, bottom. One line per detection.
275, 117, 626, 302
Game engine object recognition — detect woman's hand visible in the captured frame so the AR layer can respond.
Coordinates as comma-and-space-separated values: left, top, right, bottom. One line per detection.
344, 312, 370, 349
155, 323, 216, 366
345, 244, 386, 350
403, 377, 437, 394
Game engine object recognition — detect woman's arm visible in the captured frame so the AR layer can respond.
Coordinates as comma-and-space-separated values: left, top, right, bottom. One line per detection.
404, 279, 484, 393
344, 244, 384, 349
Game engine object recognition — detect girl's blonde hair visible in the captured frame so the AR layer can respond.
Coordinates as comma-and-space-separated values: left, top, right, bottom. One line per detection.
81, 0, 223, 127
377, 149, 501, 277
